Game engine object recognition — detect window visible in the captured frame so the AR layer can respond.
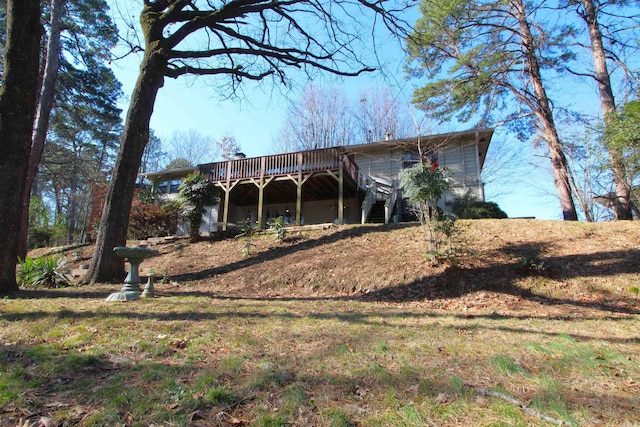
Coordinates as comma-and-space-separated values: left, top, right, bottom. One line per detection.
402, 151, 420, 169
169, 179, 182, 193
402, 150, 438, 169
157, 181, 169, 194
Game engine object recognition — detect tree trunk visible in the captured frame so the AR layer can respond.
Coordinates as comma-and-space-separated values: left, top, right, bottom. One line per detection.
513, 0, 578, 220
83, 27, 167, 283
567, 164, 595, 222
0, 0, 42, 294
17, 0, 66, 259
67, 165, 80, 243
581, 0, 632, 220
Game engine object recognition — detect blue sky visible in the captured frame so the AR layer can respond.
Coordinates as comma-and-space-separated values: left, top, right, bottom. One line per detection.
105, 1, 623, 222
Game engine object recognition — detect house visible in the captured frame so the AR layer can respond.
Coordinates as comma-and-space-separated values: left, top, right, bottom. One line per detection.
193, 128, 493, 231
139, 166, 197, 199
138, 166, 219, 235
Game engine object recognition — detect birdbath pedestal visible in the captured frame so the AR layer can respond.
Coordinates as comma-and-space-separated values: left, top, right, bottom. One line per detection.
106, 246, 159, 302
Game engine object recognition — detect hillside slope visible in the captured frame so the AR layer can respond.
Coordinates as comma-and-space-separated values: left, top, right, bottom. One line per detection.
66, 219, 640, 318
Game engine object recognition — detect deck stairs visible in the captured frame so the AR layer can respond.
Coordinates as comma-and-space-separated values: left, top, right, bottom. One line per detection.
360, 175, 399, 224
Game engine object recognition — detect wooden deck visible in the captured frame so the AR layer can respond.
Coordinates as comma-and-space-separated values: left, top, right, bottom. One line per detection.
198, 148, 358, 183
197, 148, 361, 230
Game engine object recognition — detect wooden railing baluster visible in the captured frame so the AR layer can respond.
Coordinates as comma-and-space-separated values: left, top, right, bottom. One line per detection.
197, 147, 359, 182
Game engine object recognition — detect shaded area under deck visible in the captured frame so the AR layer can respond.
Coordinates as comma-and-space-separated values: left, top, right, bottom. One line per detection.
198, 148, 362, 230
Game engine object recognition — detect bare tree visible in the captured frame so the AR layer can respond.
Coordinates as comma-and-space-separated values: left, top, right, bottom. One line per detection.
356, 86, 413, 143
563, 127, 612, 221
215, 134, 242, 160
274, 84, 415, 152
275, 85, 354, 151
165, 129, 216, 166
0, 0, 42, 294
84, 0, 410, 283
139, 130, 165, 179
480, 137, 528, 198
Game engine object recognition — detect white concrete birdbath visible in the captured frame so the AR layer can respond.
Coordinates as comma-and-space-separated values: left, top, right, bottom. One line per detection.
106, 246, 159, 302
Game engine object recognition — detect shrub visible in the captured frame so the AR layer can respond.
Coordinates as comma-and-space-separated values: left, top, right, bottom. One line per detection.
128, 200, 181, 239
463, 201, 508, 219
451, 193, 507, 219
270, 216, 287, 242
236, 219, 257, 258
27, 196, 67, 248
179, 174, 218, 242
399, 163, 456, 258
17, 256, 70, 289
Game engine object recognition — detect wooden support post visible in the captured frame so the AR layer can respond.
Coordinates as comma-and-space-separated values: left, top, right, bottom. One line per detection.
222, 187, 230, 232
257, 157, 266, 230
220, 180, 239, 232
257, 183, 264, 230
285, 173, 310, 226
296, 152, 303, 225
296, 182, 302, 226
250, 174, 273, 231
222, 160, 232, 231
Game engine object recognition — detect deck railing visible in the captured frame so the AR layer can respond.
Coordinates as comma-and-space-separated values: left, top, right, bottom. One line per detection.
198, 148, 359, 184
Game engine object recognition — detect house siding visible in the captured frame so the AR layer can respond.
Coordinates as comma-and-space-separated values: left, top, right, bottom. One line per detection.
355, 139, 486, 216
353, 150, 401, 179
440, 143, 482, 193
141, 129, 492, 230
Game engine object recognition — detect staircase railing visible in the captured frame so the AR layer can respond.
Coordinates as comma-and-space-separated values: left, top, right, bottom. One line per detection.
360, 180, 377, 224
384, 178, 399, 224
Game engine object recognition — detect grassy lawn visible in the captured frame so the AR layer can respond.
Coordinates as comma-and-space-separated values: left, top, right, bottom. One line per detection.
2, 220, 639, 426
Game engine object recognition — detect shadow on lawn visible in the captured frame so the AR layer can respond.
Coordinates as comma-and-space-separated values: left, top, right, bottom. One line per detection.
4, 306, 638, 346
166, 239, 640, 316
353, 243, 640, 316
2, 340, 638, 426
12, 228, 640, 318
170, 223, 414, 282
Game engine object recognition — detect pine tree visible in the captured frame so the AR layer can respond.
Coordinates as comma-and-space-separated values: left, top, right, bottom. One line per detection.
406, 0, 579, 220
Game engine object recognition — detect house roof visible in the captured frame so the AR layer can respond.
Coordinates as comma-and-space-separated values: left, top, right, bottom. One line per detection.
140, 128, 495, 181
344, 128, 494, 170
139, 166, 197, 181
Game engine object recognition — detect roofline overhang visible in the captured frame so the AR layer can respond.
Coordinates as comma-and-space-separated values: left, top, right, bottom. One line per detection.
343, 128, 494, 170
188, 128, 495, 174
139, 167, 197, 180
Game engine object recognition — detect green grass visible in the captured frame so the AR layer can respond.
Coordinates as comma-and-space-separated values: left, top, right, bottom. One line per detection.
0, 287, 637, 426
324, 408, 356, 427
491, 354, 528, 376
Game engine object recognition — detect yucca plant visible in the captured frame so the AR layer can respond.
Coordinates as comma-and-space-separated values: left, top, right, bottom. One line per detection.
17, 256, 71, 288
236, 219, 257, 258
270, 216, 287, 242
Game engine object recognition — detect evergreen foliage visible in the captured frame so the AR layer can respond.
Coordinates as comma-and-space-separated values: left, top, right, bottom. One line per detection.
178, 174, 218, 242
399, 163, 455, 258
165, 158, 193, 170
606, 100, 640, 215
607, 101, 640, 175
406, 0, 579, 220
451, 193, 507, 219
270, 216, 287, 242
17, 256, 70, 288
463, 202, 508, 219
